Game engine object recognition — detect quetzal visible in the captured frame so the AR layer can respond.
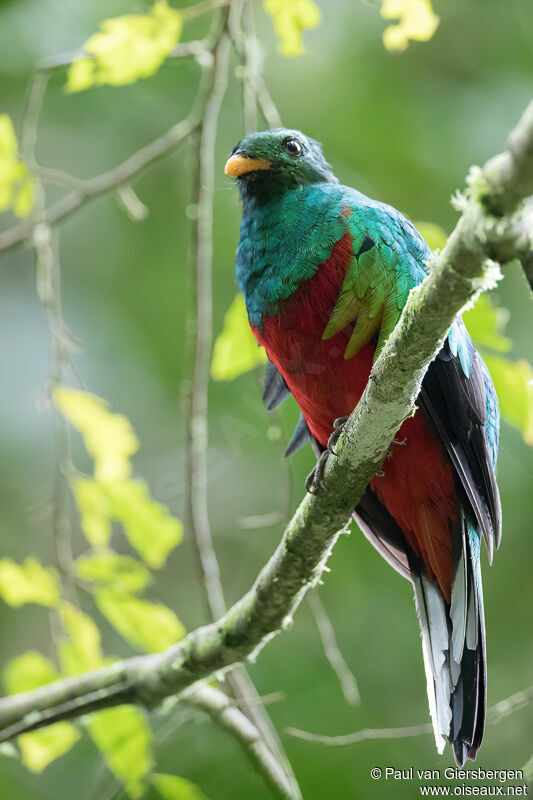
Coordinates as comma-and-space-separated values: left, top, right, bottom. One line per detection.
224, 129, 501, 765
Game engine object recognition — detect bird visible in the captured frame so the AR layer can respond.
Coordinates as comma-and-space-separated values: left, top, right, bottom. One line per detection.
224, 128, 502, 766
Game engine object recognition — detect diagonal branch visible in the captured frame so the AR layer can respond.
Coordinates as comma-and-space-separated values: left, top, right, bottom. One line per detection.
0, 98, 532, 761
0, 113, 200, 257
186, 685, 296, 800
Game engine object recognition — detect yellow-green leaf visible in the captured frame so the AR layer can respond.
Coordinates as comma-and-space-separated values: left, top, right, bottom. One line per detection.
3, 651, 60, 694
57, 388, 182, 563
72, 477, 112, 547
264, 0, 321, 57
96, 588, 185, 652
0, 115, 35, 218
211, 294, 267, 381
75, 552, 150, 594
88, 707, 152, 799
3, 652, 80, 773
415, 220, 447, 251
484, 355, 533, 444
0, 558, 59, 607
107, 479, 182, 568
380, 0, 439, 51
463, 294, 512, 354
67, 0, 182, 92
55, 388, 138, 482
59, 602, 104, 675
153, 773, 209, 800
19, 724, 81, 773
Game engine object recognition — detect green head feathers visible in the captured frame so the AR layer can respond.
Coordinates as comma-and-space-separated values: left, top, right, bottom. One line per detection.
225, 128, 337, 203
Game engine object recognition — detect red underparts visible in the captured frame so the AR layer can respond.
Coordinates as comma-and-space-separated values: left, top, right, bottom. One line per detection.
252, 234, 456, 601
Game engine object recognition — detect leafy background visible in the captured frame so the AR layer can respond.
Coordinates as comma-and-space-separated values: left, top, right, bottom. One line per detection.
0, 0, 533, 798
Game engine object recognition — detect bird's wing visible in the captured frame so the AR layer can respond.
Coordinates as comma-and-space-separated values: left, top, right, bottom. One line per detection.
322, 197, 429, 358
261, 192, 501, 564
419, 323, 502, 562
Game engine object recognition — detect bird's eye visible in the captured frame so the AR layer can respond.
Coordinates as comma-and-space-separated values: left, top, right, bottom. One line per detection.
283, 138, 302, 157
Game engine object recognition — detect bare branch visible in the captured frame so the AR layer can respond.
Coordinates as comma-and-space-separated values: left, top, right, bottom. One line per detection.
186, 685, 296, 800
0, 93, 532, 793
185, 27, 232, 623
183, 12, 300, 797
0, 114, 200, 256
285, 685, 533, 746
286, 722, 433, 747
307, 591, 360, 706
22, 69, 80, 606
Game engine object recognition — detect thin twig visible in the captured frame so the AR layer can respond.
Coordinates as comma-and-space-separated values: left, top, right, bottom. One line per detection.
36, 40, 211, 71
185, 25, 231, 626
33, 223, 78, 604
0, 114, 200, 256
285, 685, 533, 746
307, 591, 360, 706
185, 685, 296, 800
183, 12, 301, 798
22, 71, 79, 606
229, 0, 258, 133
228, 2, 282, 129
286, 722, 433, 746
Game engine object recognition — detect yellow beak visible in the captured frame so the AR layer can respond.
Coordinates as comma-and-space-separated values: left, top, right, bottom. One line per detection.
224, 153, 272, 177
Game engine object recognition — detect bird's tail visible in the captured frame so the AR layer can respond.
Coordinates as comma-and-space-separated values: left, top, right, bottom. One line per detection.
411, 517, 486, 766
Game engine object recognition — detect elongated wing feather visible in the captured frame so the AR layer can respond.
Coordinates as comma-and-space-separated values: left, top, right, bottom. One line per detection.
419, 325, 502, 562
323, 196, 428, 358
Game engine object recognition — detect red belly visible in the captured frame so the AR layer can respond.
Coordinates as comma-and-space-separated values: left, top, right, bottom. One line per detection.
252, 236, 456, 600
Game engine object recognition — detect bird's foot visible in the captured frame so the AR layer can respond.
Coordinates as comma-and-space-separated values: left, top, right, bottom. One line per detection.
305, 416, 349, 494
326, 416, 349, 455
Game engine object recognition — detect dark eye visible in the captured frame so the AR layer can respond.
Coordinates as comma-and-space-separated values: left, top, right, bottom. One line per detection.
283, 138, 302, 157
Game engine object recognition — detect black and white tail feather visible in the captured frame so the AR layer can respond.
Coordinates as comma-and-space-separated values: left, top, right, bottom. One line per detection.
263, 320, 501, 766
410, 516, 486, 765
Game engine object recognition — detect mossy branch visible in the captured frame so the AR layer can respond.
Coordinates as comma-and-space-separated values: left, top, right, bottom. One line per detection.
0, 97, 532, 785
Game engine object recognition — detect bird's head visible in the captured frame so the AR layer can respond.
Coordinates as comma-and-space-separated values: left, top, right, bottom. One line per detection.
225, 128, 337, 202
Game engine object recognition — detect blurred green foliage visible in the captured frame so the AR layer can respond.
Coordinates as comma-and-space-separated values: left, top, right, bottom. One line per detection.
67, 1, 183, 93
0, 0, 532, 799
0, 114, 34, 217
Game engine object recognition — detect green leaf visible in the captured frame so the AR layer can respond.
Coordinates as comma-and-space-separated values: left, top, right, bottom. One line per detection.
463, 293, 512, 353
211, 294, 267, 381
55, 388, 138, 482
67, 0, 182, 92
3, 652, 80, 773
57, 387, 182, 565
414, 220, 447, 251
0, 558, 59, 607
0, 114, 35, 218
58, 602, 104, 675
380, 0, 439, 51
106, 479, 182, 568
72, 477, 112, 547
88, 707, 152, 799
153, 773, 209, 800
3, 651, 60, 694
483, 355, 533, 444
19, 724, 81, 774
263, 0, 321, 57
96, 588, 185, 652
55, 606, 151, 796
75, 552, 150, 594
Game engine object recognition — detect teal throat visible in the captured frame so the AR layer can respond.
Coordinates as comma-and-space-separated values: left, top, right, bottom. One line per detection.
236, 183, 348, 326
